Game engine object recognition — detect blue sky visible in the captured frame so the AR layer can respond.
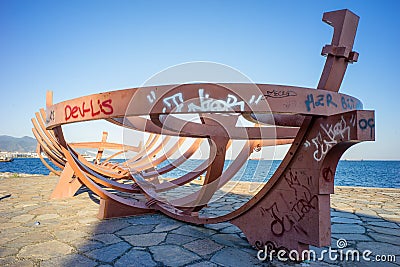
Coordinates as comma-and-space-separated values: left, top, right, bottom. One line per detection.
0, 0, 399, 159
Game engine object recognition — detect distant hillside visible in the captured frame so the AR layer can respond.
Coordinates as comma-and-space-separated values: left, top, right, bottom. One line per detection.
0, 135, 37, 153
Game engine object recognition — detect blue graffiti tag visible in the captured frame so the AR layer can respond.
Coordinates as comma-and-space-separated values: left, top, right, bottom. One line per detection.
305, 93, 337, 112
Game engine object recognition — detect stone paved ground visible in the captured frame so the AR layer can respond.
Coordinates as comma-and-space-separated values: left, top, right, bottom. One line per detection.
0, 175, 399, 267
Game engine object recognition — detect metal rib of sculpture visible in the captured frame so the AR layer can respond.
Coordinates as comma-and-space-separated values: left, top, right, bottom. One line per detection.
32, 108, 197, 199
35, 9, 375, 256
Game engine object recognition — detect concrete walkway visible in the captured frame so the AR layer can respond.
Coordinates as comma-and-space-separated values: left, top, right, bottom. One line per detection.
0, 175, 399, 267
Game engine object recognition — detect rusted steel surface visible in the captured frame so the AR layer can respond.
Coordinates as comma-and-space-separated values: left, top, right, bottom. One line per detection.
34, 9, 375, 257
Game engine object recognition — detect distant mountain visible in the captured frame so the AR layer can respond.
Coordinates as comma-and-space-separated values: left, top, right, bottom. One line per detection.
0, 135, 37, 153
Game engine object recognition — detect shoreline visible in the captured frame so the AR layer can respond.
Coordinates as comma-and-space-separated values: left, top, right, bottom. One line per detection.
0, 172, 43, 178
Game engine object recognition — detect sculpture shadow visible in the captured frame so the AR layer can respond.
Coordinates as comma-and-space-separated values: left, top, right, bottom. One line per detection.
50, 186, 400, 266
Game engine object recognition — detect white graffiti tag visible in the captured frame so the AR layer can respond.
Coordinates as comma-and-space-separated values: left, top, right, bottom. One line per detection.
187, 89, 245, 112
249, 94, 263, 105
162, 93, 184, 113
147, 91, 156, 103
349, 114, 356, 127
311, 116, 351, 161
160, 89, 261, 113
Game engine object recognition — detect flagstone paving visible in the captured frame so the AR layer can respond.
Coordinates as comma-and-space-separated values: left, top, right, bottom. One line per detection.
0, 175, 399, 266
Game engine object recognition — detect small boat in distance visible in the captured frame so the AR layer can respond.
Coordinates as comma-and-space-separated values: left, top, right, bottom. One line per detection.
0, 154, 14, 162
82, 153, 96, 163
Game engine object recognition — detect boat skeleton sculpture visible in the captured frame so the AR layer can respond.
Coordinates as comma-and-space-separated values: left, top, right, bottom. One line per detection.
35, 9, 375, 257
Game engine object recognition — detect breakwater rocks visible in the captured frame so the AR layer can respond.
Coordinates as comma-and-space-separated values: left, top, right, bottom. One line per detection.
0, 172, 42, 178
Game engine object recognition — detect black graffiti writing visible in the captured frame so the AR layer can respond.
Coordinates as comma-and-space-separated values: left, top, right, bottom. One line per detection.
261, 194, 316, 237
46, 110, 55, 124
264, 90, 297, 98
49, 110, 55, 121
260, 171, 317, 237
322, 166, 334, 182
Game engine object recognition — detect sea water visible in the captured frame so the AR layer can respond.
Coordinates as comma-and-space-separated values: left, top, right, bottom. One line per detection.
0, 158, 399, 188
